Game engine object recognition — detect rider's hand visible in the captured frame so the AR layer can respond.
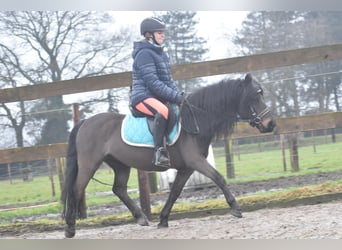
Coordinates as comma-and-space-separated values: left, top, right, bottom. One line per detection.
176, 92, 185, 105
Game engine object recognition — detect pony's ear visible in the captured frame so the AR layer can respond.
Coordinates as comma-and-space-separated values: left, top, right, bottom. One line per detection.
245, 73, 252, 83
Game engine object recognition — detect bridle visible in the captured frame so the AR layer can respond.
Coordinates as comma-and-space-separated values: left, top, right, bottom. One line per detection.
239, 88, 271, 129
248, 87, 271, 128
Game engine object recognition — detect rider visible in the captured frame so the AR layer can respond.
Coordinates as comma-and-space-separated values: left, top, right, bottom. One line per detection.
130, 17, 184, 168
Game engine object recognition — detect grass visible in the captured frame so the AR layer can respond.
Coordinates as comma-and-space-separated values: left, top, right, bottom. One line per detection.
1, 136, 342, 221
0, 178, 61, 206
0, 164, 138, 206
215, 139, 342, 182
0, 203, 61, 220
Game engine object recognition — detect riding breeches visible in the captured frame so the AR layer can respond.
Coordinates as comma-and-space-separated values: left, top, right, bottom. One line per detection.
135, 98, 169, 120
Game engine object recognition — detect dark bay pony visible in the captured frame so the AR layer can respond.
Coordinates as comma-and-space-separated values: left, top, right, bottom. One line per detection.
62, 73, 276, 238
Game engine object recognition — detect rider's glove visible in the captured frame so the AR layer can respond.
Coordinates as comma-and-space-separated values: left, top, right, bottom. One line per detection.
176, 92, 185, 105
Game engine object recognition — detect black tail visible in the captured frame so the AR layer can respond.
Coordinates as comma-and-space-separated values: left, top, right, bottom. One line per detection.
61, 120, 85, 220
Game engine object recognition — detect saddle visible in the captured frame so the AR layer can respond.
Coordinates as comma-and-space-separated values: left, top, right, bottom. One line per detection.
121, 104, 181, 148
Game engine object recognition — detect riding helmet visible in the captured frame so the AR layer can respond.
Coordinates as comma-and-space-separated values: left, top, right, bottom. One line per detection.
140, 17, 166, 36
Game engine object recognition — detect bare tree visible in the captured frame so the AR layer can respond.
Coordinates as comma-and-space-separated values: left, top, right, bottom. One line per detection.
0, 11, 132, 147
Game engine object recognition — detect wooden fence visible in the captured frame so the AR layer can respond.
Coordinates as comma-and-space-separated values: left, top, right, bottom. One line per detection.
1, 43, 342, 164
0, 112, 341, 165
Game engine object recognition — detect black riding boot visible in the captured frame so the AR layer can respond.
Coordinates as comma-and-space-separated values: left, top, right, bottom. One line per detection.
152, 113, 170, 168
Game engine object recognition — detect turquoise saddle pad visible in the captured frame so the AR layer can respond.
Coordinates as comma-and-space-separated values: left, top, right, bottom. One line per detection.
121, 114, 181, 148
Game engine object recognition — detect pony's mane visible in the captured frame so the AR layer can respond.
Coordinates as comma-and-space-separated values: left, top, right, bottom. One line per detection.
181, 77, 245, 140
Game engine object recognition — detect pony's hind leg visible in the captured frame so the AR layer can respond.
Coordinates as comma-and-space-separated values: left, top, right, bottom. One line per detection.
64, 189, 86, 238
109, 161, 149, 226
64, 158, 102, 238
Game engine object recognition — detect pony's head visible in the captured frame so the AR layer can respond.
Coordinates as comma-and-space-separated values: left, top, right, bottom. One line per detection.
238, 74, 276, 133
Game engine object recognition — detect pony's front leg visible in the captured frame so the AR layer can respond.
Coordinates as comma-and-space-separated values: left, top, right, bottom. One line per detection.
158, 168, 194, 228
192, 158, 242, 218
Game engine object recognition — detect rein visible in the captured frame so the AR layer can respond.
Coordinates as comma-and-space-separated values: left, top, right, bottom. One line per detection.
180, 96, 240, 135
180, 97, 200, 134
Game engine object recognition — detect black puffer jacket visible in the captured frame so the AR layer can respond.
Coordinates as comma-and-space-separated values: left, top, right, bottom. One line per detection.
130, 40, 180, 107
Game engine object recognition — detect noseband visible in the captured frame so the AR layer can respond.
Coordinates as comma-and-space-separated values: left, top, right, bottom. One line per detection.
249, 106, 271, 127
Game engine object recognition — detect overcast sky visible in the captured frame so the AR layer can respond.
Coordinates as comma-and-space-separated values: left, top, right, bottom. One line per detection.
64, 11, 249, 113
110, 11, 249, 59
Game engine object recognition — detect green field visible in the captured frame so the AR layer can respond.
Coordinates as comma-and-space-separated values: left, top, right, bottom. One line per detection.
1, 137, 342, 221
215, 140, 342, 182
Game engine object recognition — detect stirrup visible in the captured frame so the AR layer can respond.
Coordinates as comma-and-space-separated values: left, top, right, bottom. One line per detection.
153, 147, 171, 168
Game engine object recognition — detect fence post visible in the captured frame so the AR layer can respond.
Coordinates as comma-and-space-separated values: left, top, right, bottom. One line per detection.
56, 157, 65, 197
280, 134, 287, 172
331, 128, 336, 143
138, 170, 152, 220
224, 136, 235, 179
47, 159, 56, 197
7, 163, 12, 184
288, 133, 299, 172
234, 139, 241, 161
72, 103, 80, 124
311, 130, 317, 153
148, 172, 158, 193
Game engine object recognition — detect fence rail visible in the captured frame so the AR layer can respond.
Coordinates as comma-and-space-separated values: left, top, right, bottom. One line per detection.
1, 43, 342, 103
0, 112, 341, 165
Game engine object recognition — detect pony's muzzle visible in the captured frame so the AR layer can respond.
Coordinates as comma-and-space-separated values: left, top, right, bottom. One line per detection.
259, 118, 276, 133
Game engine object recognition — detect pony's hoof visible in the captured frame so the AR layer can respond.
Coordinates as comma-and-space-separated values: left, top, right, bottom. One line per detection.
231, 209, 243, 218
137, 216, 149, 226
64, 226, 76, 238
157, 222, 168, 228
